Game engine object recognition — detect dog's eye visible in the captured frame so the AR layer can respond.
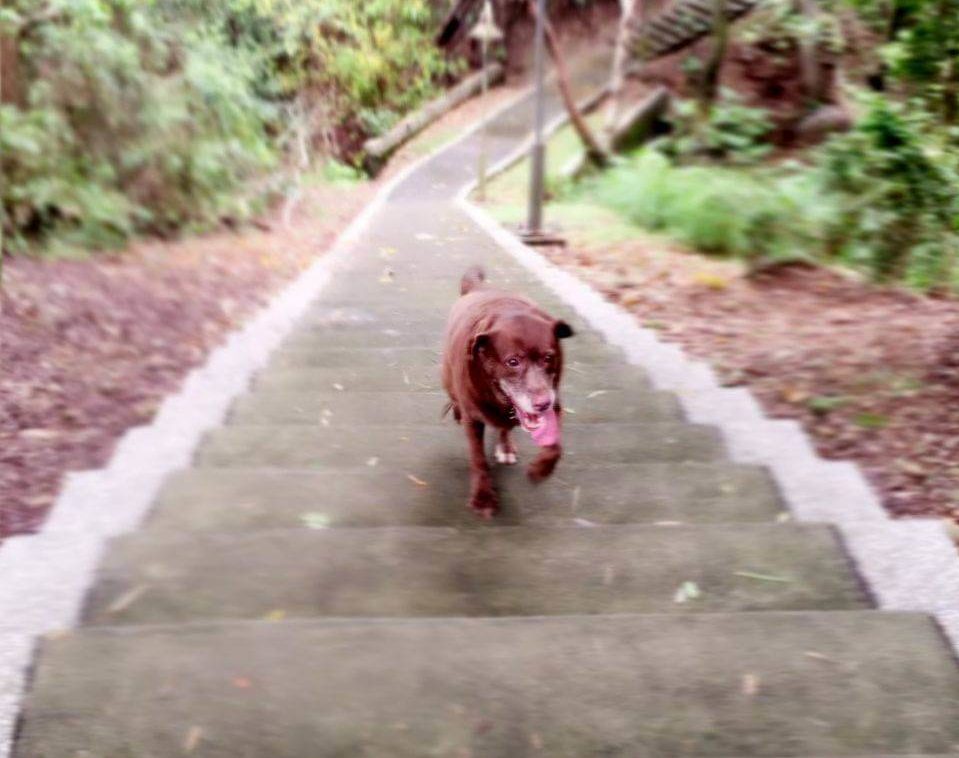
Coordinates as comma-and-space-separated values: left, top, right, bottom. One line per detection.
543, 354, 554, 364
505, 357, 521, 368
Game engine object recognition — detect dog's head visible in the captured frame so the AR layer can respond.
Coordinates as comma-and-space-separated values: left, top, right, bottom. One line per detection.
469, 312, 573, 444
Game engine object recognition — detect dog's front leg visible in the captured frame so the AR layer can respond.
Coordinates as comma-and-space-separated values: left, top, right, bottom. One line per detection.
495, 428, 518, 465
527, 443, 561, 482
465, 419, 498, 518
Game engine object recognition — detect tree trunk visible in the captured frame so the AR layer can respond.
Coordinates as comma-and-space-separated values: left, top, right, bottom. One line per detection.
528, 0, 610, 168
943, 54, 958, 124
697, 0, 728, 120
0, 33, 21, 105
938, 0, 959, 124
362, 63, 504, 174
604, 0, 638, 146
796, 0, 822, 105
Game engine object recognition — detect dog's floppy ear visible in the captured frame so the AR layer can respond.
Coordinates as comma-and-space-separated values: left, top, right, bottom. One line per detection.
469, 332, 491, 359
554, 320, 574, 339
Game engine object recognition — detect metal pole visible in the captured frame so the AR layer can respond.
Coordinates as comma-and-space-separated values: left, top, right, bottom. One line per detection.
526, 0, 547, 235
477, 38, 489, 201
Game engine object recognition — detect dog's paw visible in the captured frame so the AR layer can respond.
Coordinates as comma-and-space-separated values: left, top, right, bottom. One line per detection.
468, 488, 499, 519
494, 443, 518, 465
527, 453, 560, 483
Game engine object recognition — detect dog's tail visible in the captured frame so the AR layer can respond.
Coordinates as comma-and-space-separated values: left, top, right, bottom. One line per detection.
460, 265, 485, 296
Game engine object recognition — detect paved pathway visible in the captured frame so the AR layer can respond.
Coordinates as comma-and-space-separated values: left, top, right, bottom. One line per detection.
12, 57, 959, 757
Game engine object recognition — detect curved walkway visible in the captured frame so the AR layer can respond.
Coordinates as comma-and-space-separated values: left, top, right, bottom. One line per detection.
7, 56, 959, 756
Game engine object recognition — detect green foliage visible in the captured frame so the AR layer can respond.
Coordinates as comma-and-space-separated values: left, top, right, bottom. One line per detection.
816, 94, 959, 283
844, 0, 959, 123
2, 0, 454, 254
172, 0, 457, 139
652, 89, 774, 165
2, 0, 276, 252
574, 150, 838, 261
573, 91, 959, 291
739, 0, 844, 56
883, 1, 959, 122
808, 395, 850, 415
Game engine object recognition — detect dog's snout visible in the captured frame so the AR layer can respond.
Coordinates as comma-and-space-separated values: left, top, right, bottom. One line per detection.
532, 394, 553, 413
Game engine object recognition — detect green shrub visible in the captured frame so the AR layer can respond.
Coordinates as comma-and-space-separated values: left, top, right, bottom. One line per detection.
576, 150, 839, 261
1, 0, 275, 251
815, 94, 959, 283
571, 92, 959, 291
652, 89, 774, 166
1, 0, 455, 254
169, 0, 457, 142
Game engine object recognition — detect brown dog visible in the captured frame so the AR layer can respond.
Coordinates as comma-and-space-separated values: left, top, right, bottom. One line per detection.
442, 266, 574, 518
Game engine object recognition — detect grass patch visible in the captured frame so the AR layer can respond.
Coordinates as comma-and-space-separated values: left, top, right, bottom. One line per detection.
477, 121, 836, 264
572, 151, 842, 263
476, 115, 603, 229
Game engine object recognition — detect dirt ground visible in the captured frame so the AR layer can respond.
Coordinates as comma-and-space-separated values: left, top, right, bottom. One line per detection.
0, 81, 525, 540
543, 236, 959, 526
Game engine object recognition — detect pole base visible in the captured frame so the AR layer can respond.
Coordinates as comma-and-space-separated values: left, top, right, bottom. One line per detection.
518, 228, 567, 247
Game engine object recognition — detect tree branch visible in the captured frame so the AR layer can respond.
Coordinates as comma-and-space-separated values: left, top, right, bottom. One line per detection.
528, 0, 610, 167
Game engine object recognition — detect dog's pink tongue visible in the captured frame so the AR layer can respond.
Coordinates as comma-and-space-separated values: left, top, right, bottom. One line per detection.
529, 408, 560, 447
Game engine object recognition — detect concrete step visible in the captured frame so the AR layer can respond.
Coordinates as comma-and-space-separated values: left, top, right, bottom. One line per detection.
82, 524, 868, 625
297, 302, 580, 332
148, 462, 783, 532
253, 363, 653, 393
325, 272, 543, 291
16, 613, 959, 756
268, 344, 621, 369
279, 324, 610, 350
195, 423, 726, 469
300, 304, 450, 330
313, 291, 573, 315
227, 390, 683, 426
317, 277, 565, 303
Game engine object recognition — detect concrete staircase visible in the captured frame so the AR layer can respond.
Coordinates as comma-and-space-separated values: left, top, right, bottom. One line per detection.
12, 56, 959, 758
628, 0, 762, 63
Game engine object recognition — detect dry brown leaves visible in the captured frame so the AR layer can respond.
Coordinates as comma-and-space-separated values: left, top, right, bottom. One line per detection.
545, 236, 959, 524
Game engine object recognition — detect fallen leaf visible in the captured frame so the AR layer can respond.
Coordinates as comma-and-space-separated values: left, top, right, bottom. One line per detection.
781, 386, 809, 404
586, 390, 609, 399
301, 512, 331, 530
407, 474, 429, 487
853, 412, 888, 430
19, 428, 58, 440
741, 673, 760, 696
807, 395, 848, 415
183, 725, 203, 753
734, 570, 792, 583
673, 581, 701, 603
263, 609, 287, 621
366, 457, 379, 467
691, 271, 729, 290
232, 677, 252, 689
107, 584, 150, 614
